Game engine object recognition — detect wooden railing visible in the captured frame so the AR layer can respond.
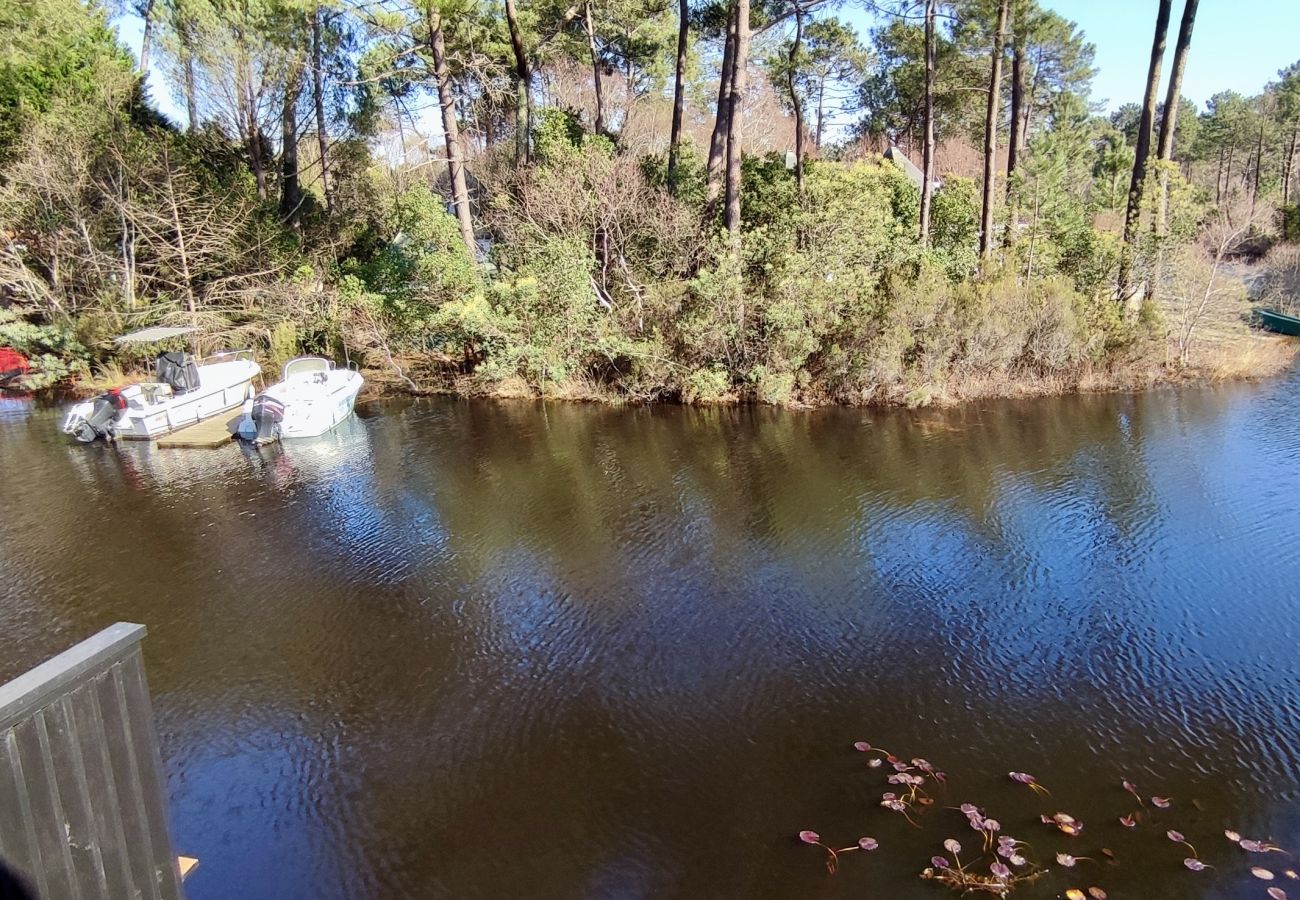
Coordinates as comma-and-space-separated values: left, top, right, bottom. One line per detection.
0, 623, 186, 900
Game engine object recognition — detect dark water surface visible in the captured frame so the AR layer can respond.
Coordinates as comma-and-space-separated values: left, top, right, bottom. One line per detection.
3, 377, 1300, 899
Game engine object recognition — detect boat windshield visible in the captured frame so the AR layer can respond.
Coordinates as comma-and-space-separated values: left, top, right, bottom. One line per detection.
283, 357, 333, 379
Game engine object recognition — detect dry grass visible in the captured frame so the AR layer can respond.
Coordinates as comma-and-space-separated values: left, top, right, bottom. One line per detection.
1193, 333, 1300, 381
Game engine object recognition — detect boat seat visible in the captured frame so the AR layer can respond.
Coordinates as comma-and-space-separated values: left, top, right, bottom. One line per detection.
127, 383, 173, 409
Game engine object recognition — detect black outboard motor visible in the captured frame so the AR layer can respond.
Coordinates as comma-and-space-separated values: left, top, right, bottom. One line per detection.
249, 393, 286, 442
156, 351, 199, 394
72, 388, 127, 442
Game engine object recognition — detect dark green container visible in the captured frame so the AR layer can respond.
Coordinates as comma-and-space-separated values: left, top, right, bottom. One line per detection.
1257, 309, 1300, 336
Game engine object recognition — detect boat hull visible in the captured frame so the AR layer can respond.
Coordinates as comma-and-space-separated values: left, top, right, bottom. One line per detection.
244, 360, 364, 441
61, 358, 260, 441
278, 372, 364, 438
1257, 309, 1300, 336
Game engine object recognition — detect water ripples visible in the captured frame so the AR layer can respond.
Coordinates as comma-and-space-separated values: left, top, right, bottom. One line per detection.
5, 380, 1300, 897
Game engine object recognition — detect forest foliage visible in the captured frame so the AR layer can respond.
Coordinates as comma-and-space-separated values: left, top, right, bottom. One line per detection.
0, 0, 1297, 404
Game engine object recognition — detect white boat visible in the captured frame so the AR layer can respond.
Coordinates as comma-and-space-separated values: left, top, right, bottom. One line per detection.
62, 328, 260, 443
239, 356, 363, 442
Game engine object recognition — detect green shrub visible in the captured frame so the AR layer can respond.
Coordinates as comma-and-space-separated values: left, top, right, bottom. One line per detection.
683, 366, 732, 403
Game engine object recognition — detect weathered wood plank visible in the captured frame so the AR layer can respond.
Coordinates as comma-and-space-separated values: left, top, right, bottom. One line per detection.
0, 623, 146, 730
1, 730, 45, 897
119, 653, 183, 898
97, 664, 163, 900
155, 414, 238, 449
14, 714, 77, 900
68, 681, 135, 900
0, 624, 182, 900
49, 693, 111, 898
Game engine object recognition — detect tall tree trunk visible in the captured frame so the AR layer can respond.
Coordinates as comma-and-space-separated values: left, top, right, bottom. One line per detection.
1216, 145, 1224, 203
183, 38, 198, 131
1157, 0, 1197, 162
1251, 122, 1264, 215
1150, 0, 1197, 299
724, 0, 749, 239
312, 5, 334, 215
705, 5, 737, 215
980, 0, 1009, 259
138, 0, 155, 74
815, 78, 826, 150
429, 11, 477, 258
1006, 34, 1026, 187
1119, 0, 1172, 296
504, 0, 532, 164
786, 1, 805, 195
1285, 128, 1298, 203
280, 59, 303, 227
918, 0, 937, 245
248, 103, 267, 200
584, 1, 606, 134
666, 0, 689, 193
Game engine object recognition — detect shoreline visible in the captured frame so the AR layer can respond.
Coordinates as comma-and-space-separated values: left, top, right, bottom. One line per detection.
352, 332, 1300, 411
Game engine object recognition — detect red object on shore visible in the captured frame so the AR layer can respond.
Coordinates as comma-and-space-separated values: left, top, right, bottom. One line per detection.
0, 347, 30, 386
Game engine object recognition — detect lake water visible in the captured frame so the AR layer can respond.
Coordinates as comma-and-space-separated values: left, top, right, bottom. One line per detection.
3, 377, 1300, 899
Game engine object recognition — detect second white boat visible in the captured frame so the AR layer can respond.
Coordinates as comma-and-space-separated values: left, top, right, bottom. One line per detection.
240, 356, 363, 441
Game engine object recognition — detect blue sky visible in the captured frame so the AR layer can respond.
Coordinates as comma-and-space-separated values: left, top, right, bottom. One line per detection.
843, 0, 1300, 115
119, 0, 1300, 127
1046, 0, 1300, 112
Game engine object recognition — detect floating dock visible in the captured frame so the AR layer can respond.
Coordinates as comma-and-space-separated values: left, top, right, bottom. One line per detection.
156, 413, 240, 448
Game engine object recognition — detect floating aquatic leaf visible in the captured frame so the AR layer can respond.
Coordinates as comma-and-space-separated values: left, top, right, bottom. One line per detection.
944, 839, 962, 855
1287, 870, 1299, 880
893, 761, 913, 772
1057, 853, 1078, 867
1009, 771, 1035, 784
1049, 812, 1081, 832
1268, 888, 1287, 900
1152, 796, 1171, 808
1065, 890, 1086, 900
1226, 829, 1242, 842
1254, 868, 1277, 881
1184, 858, 1208, 871
1009, 854, 1027, 867
853, 741, 871, 752
799, 830, 820, 845
961, 804, 980, 815
990, 862, 1010, 879
857, 837, 878, 851
867, 758, 883, 768
983, 818, 1001, 833
1119, 815, 1136, 828
1087, 889, 1108, 900
1167, 830, 1185, 843
931, 856, 950, 869
1243, 840, 1268, 852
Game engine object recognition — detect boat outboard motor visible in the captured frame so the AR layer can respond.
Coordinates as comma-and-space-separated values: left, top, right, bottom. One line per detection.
156, 351, 199, 394
72, 388, 127, 443
248, 393, 286, 442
